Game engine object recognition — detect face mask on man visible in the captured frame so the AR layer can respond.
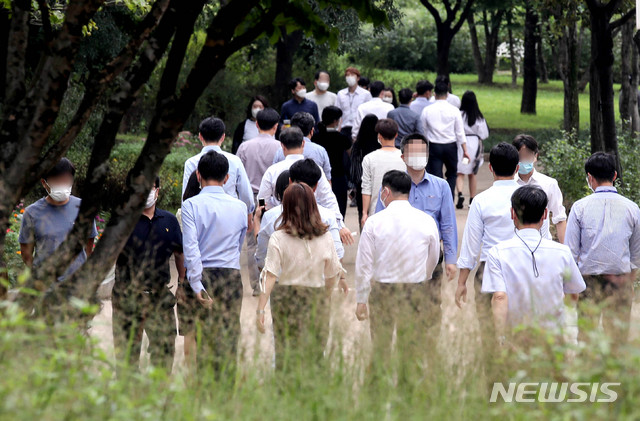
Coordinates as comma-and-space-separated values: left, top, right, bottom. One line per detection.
296, 88, 307, 98
317, 82, 330, 92
145, 188, 157, 209
518, 161, 534, 175
251, 107, 262, 119
346, 76, 357, 87
586, 176, 594, 193
45, 181, 72, 202
380, 187, 391, 209
406, 155, 428, 170
382, 96, 393, 104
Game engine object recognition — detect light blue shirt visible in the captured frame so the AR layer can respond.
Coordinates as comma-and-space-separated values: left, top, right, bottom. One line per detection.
182, 145, 255, 212
272, 137, 332, 180
375, 170, 458, 264
255, 204, 344, 268
565, 186, 640, 275
409, 97, 434, 117
182, 186, 248, 293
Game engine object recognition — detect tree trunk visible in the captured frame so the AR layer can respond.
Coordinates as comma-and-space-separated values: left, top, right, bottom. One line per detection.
0, 7, 10, 103
589, 11, 619, 173
521, 1, 537, 114
274, 29, 303, 107
436, 27, 454, 77
508, 23, 517, 87
620, 19, 639, 133
468, 14, 486, 83
537, 35, 549, 83
555, 16, 580, 133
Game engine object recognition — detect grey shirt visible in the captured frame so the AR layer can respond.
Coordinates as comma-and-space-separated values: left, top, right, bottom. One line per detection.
388, 105, 421, 148
19, 196, 98, 280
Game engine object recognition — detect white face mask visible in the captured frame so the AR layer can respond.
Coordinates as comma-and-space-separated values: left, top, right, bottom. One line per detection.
251, 107, 262, 119
45, 181, 72, 202
382, 97, 393, 104
586, 176, 594, 193
296, 88, 307, 98
380, 188, 390, 208
317, 82, 330, 92
407, 155, 428, 170
346, 76, 357, 87
145, 188, 157, 209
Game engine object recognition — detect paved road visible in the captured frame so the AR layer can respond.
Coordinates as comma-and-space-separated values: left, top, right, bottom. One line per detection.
88, 163, 640, 375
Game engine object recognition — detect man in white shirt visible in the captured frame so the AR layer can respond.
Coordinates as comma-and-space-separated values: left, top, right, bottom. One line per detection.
258, 127, 354, 245
360, 119, 406, 227
565, 152, 640, 345
455, 143, 520, 348
305, 70, 337, 117
334, 66, 372, 138
421, 80, 470, 196
512, 134, 567, 243
482, 185, 585, 347
435, 74, 461, 108
355, 170, 440, 374
409, 80, 435, 116
351, 81, 394, 140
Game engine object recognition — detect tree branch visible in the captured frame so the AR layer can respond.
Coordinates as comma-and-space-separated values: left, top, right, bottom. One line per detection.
37, 0, 53, 47
452, 0, 475, 34
611, 7, 635, 30
420, 0, 443, 27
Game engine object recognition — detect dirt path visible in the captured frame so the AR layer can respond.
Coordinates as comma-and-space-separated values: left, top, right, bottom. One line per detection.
87, 163, 640, 374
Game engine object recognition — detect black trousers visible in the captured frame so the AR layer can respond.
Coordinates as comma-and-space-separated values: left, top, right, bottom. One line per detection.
368, 282, 439, 382
332, 174, 348, 219
579, 274, 633, 345
270, 285, 330, 371
112, 283, 176, 375
356, 183, 364, 231
179, 268, 243, 378
427, 142, 458, 197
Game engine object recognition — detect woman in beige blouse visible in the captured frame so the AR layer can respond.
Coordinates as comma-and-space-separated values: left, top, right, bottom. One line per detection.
256, 182, 344, 369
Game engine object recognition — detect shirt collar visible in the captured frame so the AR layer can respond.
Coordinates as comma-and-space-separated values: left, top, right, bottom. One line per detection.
516, 169, 538, 185
493, 179, 519, 187
201, 185, 225, 194
202, 145, 221, 153
595, 185, 618, 193
142, 208, 164, 221
386, 199, 412, 210
284, 154, 304, 161
399, 104, 410, 109
515, 228, 542, 240
412, 170, 432, 186
370, 97, 383, 103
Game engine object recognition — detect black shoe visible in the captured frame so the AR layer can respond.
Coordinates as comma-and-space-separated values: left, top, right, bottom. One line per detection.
456, 193, 464, 209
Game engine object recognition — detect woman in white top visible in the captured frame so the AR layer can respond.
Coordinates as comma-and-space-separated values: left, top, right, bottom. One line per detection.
456, 90, 489, 209
256, 182, 344, 369
231, 95, 269, 154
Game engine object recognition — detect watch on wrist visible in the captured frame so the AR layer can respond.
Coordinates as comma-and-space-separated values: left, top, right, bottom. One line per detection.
256, 309, 266, 315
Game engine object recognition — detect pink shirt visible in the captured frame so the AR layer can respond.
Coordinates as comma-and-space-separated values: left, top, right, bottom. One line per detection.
236, 134, 282, 193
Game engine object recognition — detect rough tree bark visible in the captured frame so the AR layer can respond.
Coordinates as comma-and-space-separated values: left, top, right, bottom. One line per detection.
520, 0, 537, 114
507, 13, 518, 88
552, 7, 580, 133
619, 19, 640, 133
468, 10, 505, 84
420, 0, 476, 77
274, 29, 304, 107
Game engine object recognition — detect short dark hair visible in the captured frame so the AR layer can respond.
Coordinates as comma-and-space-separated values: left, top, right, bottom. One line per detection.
370, 80, 385, 98
289, 158, 322, 189
434, 80, 449, 96
511, 185, 548, 225
400, 133, 429, 153
314, 70, 329, 80
279, 127, 304, 149
512, 134, 539, 154
489, 142, 520, 177
375, 118, 398, 140
44, 157, 76, 179
382, 170, 411, 195
274, 170, 290, 202
257, 108, 280, 130
585, 152, 617, 182
288, 77, 306, 91
321, 105, 342, 126
182, 171, 201, 201
199, 117, 225, 143
290, 112, 315, 137
358, 76, 370, 88
197, 150, 228, 182
398, 88, 413, 105
416, 80, 434, 96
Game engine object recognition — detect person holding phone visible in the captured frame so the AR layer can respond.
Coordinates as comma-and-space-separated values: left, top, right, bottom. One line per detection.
181, 150, 248, 380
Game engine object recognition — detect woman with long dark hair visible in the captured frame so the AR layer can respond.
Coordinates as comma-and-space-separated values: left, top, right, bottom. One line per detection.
256, 182, 344, 370
456, 90, 489, 209
349, 114, 380, 230
232, 95, 269, 154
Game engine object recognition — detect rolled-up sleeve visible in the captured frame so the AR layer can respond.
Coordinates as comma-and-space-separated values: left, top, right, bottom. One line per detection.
481, 247, 506, 293
360, 155, 372, 196
548, 179, 567, 225
562, 252, 586, 294
263, 234, 282, 278
457, 200, 483, 270
454, 112, 466, 146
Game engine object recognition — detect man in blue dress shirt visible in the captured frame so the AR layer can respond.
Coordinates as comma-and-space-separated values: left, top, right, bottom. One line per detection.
181, 150, 248, 379
280, 77, 320, 124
